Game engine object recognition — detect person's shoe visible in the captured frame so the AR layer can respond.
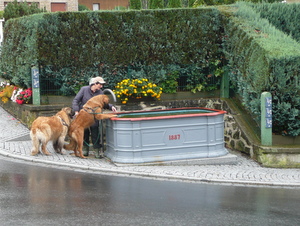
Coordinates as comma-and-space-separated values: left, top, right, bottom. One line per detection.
83, 146, 89, 156
94, 148, 104, 159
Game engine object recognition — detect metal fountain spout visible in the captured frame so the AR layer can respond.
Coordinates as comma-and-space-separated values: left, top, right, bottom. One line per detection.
103, 88, 117, 103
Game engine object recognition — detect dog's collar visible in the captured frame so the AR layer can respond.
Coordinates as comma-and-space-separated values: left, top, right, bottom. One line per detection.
83, 107, 103, 121
57, 116, 69, 127
83, 107, 102, 114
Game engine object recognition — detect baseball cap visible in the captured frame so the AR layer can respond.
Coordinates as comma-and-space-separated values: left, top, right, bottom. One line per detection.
89, 77, 106, 86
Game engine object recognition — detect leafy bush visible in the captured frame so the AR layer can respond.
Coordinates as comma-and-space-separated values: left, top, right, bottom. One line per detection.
130, 0, 142, 9
78, 4, 90, 11
167, 0, 182, 8
149, 0, 164, 9
159, 71, 179, 93
3, 0, 46, 21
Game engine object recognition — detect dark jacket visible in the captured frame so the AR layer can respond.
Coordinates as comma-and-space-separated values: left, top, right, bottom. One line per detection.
72, 85, 113, 112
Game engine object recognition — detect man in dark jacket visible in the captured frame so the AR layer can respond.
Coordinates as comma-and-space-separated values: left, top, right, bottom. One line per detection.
72, 76, 117, 158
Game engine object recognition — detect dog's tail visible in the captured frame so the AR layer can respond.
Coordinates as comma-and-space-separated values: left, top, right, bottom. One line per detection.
30, 129, 41, 155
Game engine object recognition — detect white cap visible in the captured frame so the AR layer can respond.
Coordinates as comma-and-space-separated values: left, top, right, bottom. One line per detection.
89, 77, 106, 86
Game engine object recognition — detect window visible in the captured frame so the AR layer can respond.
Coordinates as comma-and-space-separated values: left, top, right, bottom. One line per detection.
93, 3, 100, 11
51, 3, 66, 12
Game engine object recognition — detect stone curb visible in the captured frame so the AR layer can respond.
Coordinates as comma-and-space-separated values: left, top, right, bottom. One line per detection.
1, 149, 300, 188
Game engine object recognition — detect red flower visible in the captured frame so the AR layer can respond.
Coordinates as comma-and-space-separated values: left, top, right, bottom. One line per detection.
16, 88, 32, 104
16, 99, 24, 105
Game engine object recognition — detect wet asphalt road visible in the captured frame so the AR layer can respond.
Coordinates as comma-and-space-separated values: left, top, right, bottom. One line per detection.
0, 156, 299, 226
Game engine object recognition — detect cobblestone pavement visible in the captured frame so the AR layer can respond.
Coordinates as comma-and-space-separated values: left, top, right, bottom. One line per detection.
0, 106, 299, 187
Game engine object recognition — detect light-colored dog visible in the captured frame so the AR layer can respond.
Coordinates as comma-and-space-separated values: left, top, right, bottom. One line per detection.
63, 95, 116, 158
30, 107, 73, 156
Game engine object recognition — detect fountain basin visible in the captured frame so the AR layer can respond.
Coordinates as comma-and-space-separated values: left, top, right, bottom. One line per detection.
105, 107, 228, 165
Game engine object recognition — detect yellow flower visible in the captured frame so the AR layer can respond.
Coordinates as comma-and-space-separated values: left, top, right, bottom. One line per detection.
115, 78, 163, 104
2, 97, 8, 103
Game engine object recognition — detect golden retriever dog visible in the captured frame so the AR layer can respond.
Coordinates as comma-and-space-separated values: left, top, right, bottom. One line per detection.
64, 95, 116, 158
30, 107, 73, 156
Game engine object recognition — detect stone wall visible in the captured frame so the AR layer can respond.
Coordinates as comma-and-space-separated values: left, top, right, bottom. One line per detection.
0, 101, 69, 128
224, 114, 253, 156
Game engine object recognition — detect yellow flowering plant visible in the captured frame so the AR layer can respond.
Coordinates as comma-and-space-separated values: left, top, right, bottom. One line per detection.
114, 78, 163, 104
0, 82, 16, 103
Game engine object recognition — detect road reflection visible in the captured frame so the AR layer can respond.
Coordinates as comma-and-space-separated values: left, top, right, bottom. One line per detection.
0, 157, 299, 225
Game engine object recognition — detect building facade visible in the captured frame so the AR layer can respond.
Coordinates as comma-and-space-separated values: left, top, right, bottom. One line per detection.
0, 0, 78, 12
78, 0, 129, 10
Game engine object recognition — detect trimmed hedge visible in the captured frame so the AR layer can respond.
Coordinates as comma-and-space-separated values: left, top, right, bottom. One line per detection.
252, 2, 300, 43
0, 14, 42, 86
222, 2, 300, 136
0, 8, 224, 92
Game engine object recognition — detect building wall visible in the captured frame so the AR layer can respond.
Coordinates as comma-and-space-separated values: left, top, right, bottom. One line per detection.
78, 0, 129, 10
0, 0, 78, 12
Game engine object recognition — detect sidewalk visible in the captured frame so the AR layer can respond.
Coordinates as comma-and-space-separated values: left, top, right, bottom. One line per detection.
0, 106, 299, 187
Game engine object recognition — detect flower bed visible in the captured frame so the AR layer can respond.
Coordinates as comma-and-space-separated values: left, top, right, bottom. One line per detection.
114, 78, 163, 104
0, 81, 32, 105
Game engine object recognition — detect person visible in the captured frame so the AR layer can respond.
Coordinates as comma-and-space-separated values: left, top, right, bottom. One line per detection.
72, 76, 117, 158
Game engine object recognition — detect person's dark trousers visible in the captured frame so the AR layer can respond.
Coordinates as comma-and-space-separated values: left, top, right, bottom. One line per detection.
84, 121, 101, 148
83, 121, 102, 158
90, 121, 102, 148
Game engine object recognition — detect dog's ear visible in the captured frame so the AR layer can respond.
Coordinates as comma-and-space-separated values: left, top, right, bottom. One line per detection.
101, 95, 110, 108
67, 107, 73, 116
62, 107, 73, 115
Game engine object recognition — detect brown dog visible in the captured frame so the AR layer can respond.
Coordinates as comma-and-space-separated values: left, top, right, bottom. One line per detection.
30, 107, 73, 156
64, 95, 116, 158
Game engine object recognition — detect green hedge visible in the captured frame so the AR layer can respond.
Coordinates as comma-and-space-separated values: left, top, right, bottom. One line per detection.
252, 2, 300, 43
0, 14, 42, 86
1, 4, 300, 136
0, 8, 224, 91
223, 2, 300, 136
37, 9, 222, 68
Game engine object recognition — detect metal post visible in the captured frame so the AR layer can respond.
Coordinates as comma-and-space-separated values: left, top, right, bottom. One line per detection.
220, 70, 229, 98
261, 92, 272, 146
31, 66, 41, 105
